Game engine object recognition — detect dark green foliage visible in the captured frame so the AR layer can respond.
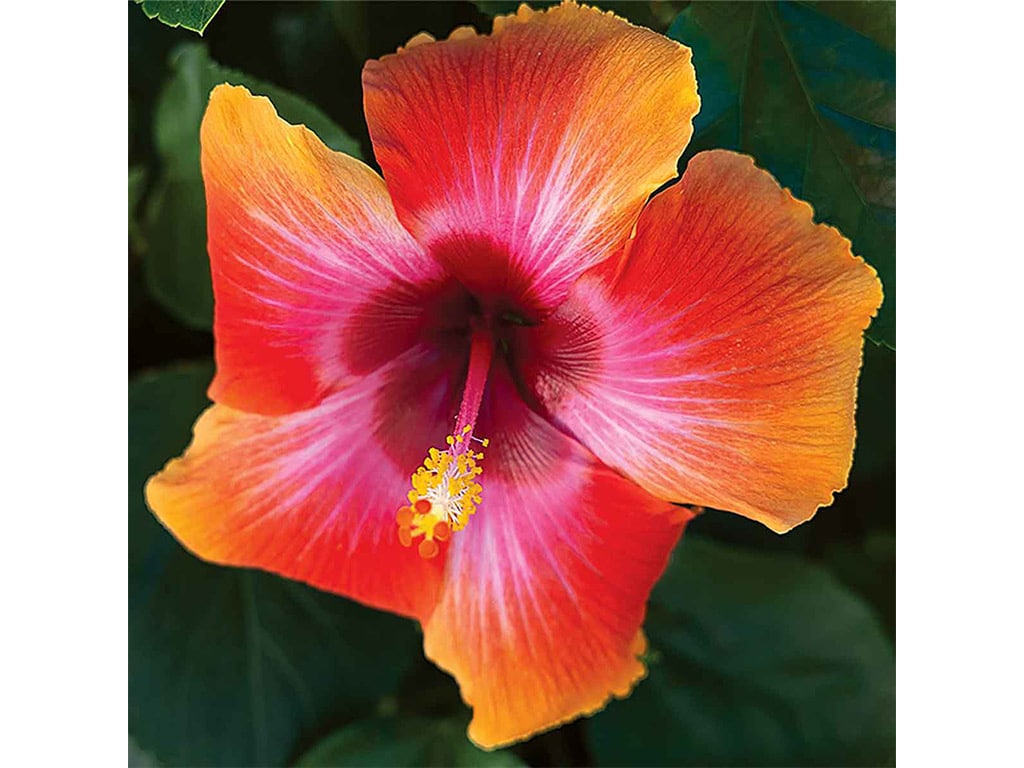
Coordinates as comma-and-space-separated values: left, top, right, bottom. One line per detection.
588, 536, 896, 766
851, 342, 896, 480
128, 166, 146, 253
671, 1, 896, 347
137, 0, 225, 35
295, 718, 526, 767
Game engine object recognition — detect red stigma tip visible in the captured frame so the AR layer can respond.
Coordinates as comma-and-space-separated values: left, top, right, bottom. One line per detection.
418, 539, 439, 559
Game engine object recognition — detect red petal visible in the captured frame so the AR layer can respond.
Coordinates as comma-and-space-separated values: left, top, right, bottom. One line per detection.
519, 151, 884, 532
145, 347, 460, 620
362, 2, 699, 317
423, 366, 692, 748
202, 85, 452, 415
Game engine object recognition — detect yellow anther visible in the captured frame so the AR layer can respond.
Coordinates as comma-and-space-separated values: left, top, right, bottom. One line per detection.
397, 427, 488, 557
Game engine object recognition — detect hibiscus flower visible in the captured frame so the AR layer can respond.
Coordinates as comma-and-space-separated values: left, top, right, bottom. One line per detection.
145, 0, 883, 749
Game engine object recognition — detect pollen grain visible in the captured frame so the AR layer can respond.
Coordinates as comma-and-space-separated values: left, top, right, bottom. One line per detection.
396, 425, 487, 558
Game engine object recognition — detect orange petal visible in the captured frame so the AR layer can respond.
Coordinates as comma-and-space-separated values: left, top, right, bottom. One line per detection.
362, 1, 699, 317
422, 365, 693, 748
145, 347, 457, 621
520, 150, 883, 532
201, 84, 449, 416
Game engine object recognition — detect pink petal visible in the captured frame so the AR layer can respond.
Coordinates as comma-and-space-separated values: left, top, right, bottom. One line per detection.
518, 151, 884, 532
362, 2, 699, 318
202, 84, 456, 415
422, 365, 693, 747
145, 346, 461, 620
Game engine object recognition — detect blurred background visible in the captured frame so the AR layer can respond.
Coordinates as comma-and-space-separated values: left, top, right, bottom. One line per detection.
129, 1, 895, 765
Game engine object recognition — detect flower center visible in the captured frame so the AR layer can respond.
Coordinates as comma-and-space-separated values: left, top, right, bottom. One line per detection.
397, 329, 494, 559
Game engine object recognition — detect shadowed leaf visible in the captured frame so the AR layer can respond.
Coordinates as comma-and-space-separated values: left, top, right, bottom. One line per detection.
295, 717, 525, 767
129, 166, 147, 254
588, 535, 895, 766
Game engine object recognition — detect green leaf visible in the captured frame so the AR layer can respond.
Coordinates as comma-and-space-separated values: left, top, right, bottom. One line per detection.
850, 341, 895, 480
129, 166, 147, 254
328, 1, 370, 62
815, 1, 895, 52
143, 43, 362, 330
129, 167, 146, 210
136, 0, 225, 35
588, 536, 895, 766
473, 0, 676, 31
294, 717, 525, 768
141, 176, 211, 323
129, 363, 420, 767
824, 530, 896, 640
671, 1, 895, 347
128, 735, 161, 768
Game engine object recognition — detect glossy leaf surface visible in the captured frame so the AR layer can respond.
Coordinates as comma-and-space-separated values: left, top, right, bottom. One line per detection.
137, 0, 225, 35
